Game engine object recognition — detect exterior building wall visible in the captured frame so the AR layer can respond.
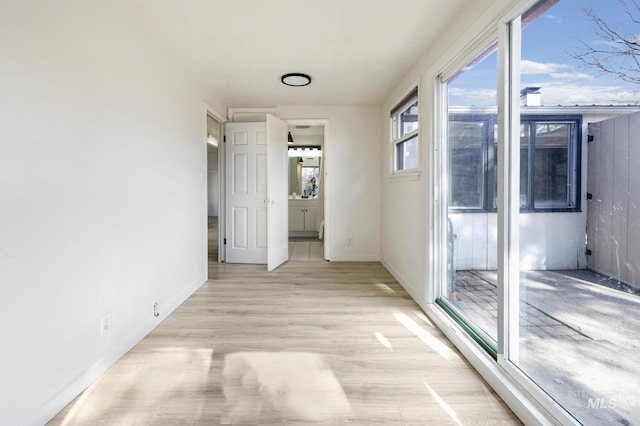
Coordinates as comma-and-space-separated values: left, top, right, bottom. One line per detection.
587, 111, 640, 286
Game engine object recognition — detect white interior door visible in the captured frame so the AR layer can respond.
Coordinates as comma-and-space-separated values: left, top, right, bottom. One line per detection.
266, 114, 288, 271
225, 122, 268, 264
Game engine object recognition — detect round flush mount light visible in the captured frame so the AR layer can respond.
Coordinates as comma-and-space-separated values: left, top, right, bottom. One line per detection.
281, 73, 311, 87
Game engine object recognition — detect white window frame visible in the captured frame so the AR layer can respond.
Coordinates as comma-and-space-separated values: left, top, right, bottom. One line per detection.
390, 86, 420, 177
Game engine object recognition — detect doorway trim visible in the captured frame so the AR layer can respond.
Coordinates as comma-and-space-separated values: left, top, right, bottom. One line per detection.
205, 104, 227, 270
286, 118, 330, 260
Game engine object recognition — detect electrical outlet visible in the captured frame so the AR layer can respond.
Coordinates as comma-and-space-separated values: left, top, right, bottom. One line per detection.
153, 302, 159, 318
347, 237, 353, 246
101, 312, 112, 336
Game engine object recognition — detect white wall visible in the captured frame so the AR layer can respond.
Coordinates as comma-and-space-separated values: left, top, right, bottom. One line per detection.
278, 106, 381, 261
380, 0, 508, 303
0, 2, 210, 424
587, 111, 640, 284
449, 212, 583, 270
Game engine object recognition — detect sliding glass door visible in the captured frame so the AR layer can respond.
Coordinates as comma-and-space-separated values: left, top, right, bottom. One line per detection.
513, 1, 640, 424
438, 0, 640, 423
443, 44, 499, 351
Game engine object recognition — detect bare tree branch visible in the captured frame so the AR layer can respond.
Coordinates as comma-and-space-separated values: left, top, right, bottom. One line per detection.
571, 0, 640, 84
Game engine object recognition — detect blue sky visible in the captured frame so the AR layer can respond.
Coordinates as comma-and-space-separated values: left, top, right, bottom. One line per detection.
449, 0, 640, 106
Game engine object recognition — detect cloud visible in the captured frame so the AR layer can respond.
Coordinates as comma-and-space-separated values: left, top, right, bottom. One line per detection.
519, 80, 640, 105
450, 81, 640, 107
448, 87, 497, 107
549, 72, 596, 80
521, 59, 569, 75
522, 60, 598, 81
541, 13, 563, 24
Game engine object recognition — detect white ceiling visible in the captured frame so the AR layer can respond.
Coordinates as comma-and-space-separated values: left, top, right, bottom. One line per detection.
113, 0, 470, 107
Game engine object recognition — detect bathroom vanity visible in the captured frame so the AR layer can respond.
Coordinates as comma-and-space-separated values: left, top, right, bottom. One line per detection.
288, 198, 319, 237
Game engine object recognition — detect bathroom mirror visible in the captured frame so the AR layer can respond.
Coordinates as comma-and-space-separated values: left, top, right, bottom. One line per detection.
287, 124, 323, 198
288, 155, 321, 198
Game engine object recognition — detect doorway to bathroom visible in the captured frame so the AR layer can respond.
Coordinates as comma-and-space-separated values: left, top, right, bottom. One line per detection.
287, 122, 326, 261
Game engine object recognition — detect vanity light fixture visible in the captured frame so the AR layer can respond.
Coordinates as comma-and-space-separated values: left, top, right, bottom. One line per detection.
288, 145, 322, 157
281, 73, 311, 87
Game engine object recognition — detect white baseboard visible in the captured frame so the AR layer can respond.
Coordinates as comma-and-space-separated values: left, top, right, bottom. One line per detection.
381, 259, 425, 304
329, 254, 380, 262
29, 273, 207, 426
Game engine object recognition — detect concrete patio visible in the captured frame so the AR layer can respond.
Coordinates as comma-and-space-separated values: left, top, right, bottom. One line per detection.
449, 269, 640, 425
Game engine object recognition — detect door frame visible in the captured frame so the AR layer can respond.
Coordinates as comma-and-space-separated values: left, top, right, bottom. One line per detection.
286, 118, 330, 260
209, 113, 331, 265
205, 104, 227, 268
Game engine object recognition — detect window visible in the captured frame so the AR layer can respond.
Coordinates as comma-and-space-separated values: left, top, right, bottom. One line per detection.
448, 114, 580, 212
391, 88, 419, 172
531, 122, 577, 209
448, 117, 491, 209
301, 166, 320, 197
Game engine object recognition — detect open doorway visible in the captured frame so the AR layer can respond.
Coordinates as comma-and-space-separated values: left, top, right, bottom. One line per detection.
206, 114, 222, 263
287, 123, 325, 261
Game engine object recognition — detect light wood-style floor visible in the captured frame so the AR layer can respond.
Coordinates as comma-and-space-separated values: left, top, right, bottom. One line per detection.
49, 261, 520, 424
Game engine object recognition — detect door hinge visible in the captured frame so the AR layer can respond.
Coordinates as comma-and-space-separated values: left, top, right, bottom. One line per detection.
586, 192, 593, 200
224, 238, 227, 245
585, 248, 592, 256
223, 135, 226, 143
587, 134, 594, 142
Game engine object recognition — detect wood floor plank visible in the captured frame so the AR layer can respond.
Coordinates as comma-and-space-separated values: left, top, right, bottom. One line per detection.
48, 261, 521, 425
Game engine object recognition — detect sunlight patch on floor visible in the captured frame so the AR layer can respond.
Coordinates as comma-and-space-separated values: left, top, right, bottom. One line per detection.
372, 281, 397, 294
374, 331, 393, 351
414, 310, 436, 328
222, 352, 352, 423
59, 347, 213, 425
393, 312, 457, 362
424, 380, 463, 426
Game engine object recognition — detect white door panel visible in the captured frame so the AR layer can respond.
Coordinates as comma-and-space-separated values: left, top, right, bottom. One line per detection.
256, 153, 267, 194
267, 115, 289, 271
224, 118, 288, 268
232, 152, 248, 194
231, 207, 247, 249
256, 207, 268, 249
225, 122, 268, 264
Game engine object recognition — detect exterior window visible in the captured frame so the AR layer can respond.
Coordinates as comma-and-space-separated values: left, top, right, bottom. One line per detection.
391, 89, 419, 172
448, 120, 487, 208
448, 114, 580, 212
532, 123, 576, 209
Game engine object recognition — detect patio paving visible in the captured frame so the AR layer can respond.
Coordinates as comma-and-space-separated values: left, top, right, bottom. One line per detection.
448, 269, 640, 426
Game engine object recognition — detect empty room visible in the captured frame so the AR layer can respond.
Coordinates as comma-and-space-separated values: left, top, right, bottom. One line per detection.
2, 1, 639, 425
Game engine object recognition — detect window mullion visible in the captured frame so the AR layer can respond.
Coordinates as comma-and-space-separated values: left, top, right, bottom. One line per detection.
496, 16, 521, 363
528, 122, 536, 210
396, 129, 419, 146
483, 122, 490, 211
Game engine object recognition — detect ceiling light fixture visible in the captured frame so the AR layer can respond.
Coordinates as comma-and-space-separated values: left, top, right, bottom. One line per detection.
281, 73, 311, 87
288, 131, 294, 144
